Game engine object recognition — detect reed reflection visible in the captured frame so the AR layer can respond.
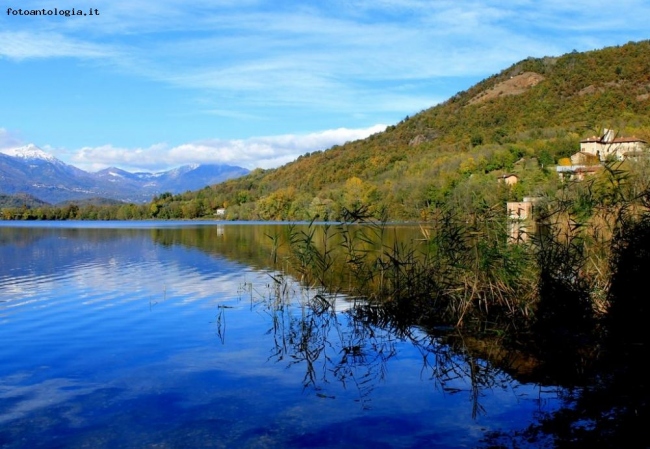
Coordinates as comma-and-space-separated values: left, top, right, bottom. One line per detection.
228, 272, 550, 417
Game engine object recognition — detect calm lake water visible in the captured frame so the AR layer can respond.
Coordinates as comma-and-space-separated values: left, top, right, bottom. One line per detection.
0, 221, 565, 448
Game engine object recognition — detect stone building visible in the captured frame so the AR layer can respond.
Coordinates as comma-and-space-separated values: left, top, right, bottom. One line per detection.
580, 128, 647, 161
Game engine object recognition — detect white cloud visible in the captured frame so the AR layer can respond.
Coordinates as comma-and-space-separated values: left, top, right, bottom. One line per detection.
4, 0, 649, 122
69, 124, 387, 172
0, 31, 114, 60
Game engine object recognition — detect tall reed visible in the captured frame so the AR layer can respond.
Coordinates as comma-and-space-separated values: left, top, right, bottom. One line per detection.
277, 159, 650, 341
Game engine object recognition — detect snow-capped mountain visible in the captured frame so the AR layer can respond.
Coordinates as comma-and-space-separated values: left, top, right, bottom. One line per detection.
2, 143, 61, 163
0, 145, 249, 204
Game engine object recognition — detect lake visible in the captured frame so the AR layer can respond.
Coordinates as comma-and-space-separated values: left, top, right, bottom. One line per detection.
0, 221, 565, 448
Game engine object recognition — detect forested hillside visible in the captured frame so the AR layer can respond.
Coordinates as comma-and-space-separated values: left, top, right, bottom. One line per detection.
0, 193, 48, 209
191, 40, 650, 222
3, 40, 650, 221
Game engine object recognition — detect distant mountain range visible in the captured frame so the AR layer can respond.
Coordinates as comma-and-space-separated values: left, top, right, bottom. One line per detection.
0, 144, 250, 204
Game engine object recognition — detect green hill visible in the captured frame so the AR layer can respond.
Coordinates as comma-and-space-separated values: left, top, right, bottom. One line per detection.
183, 40, 650, 221
0, 193, 49, 210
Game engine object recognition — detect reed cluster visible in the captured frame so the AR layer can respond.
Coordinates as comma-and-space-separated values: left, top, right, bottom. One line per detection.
271, 159, 650, 344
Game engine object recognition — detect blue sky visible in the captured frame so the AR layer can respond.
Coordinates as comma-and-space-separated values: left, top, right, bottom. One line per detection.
1, 0, 649, 172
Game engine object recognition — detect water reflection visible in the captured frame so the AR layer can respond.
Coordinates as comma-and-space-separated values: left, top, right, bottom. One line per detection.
247, 273, 562, 421
0, 222, 564, 448
250, 275, 397, 410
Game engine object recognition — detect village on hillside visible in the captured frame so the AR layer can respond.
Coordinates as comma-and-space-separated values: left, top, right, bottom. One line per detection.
556, 128, 648, 181
505, 129, 649, 242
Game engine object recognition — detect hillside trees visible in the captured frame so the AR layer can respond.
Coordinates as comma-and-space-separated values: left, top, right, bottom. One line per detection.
134, 41, 650, 221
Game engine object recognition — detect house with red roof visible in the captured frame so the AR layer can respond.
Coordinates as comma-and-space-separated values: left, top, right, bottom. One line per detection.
580, 129, 647, 161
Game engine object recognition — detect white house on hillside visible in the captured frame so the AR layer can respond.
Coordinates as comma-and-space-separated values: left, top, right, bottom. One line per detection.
580, 128, 647, 161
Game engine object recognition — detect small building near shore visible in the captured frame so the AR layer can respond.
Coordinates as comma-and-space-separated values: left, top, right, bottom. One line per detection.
507, 201, 535, 243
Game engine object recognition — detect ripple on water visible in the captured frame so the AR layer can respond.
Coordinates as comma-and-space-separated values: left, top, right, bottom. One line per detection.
0, 224, 567, 448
